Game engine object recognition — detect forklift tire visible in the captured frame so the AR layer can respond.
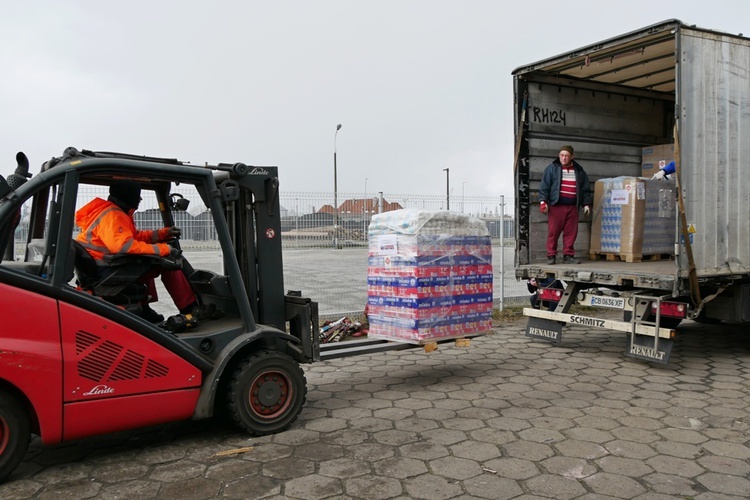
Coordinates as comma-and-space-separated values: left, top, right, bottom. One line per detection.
0, 391, 30, 483
226, 350, 307, 436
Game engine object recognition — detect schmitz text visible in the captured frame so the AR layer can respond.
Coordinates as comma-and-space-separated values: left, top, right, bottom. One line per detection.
569, 315, 605, 328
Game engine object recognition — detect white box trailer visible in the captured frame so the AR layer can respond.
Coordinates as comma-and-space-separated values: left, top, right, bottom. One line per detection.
513, 19, 750, 363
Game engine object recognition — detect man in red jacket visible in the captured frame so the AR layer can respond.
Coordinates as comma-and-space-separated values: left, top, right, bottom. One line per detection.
75, 180, 199, 323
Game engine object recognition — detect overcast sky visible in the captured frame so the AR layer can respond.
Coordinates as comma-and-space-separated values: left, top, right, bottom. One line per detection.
2, 1, 749, 200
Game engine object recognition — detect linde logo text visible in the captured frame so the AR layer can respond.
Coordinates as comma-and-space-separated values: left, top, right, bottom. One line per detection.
83, 385, 115, 396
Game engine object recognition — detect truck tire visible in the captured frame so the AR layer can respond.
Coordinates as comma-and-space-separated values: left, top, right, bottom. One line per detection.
0, 391, 30, 483
226, 350, 307, 436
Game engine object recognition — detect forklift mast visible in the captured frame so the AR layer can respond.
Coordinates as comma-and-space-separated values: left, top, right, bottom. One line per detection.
221, 164, 318, 361
222, 165, 285, 331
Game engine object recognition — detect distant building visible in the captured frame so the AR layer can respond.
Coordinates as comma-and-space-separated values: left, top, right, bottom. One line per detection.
318, 198, 403, 217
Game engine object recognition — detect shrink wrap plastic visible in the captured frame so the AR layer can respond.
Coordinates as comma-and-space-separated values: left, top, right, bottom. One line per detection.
367, 209, 493, 343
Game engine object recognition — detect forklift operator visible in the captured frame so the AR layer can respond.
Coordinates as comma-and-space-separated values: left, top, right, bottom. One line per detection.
75, 180, 201, 323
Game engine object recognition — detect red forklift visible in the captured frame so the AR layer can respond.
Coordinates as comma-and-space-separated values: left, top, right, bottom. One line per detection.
0, 147, 420, 482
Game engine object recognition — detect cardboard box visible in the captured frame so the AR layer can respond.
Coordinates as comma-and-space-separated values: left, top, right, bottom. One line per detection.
641, 144, 674, 178
590, 177, 676, 260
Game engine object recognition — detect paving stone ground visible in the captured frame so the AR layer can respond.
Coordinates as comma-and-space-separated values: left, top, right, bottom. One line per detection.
3, 316, 750, 499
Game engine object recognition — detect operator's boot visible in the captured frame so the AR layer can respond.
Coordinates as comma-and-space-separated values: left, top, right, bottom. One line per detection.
179, 302, 216, 321
140, 304, 165, 323
166, 313, 198, 333
167, 303, 216, 334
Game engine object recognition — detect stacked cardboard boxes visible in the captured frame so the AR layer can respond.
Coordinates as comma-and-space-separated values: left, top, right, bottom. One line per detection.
590, 177, 676, 261
641, 144, 675, 178
367, 209, 493, 344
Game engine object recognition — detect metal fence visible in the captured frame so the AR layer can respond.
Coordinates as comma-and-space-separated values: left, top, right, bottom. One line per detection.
277, 191, 514, 249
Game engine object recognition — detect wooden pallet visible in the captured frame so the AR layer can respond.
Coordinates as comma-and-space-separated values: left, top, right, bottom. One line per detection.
423, 338, 472, 352
589, 252, 673, 263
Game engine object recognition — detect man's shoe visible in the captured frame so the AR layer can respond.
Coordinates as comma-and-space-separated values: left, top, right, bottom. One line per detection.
546, 256, 556, 265
141, 305, 165, 323
563, 255, 580, 264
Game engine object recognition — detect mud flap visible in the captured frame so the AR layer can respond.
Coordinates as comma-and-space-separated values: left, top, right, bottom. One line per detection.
625, 334, 673, 364
525, 317, 563, 344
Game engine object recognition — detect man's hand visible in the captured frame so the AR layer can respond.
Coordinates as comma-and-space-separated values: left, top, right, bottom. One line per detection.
540, 201, 548, 214
167, 226, 182, 238
169, 247, 183, 259
651, 169, 667, 180
583, 206, 591, 216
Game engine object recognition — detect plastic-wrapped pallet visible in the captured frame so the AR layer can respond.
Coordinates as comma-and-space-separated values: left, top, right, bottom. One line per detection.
367, 209, 493, 344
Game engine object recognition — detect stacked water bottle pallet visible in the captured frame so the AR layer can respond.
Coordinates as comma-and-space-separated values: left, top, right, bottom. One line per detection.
366, 209, 493, 344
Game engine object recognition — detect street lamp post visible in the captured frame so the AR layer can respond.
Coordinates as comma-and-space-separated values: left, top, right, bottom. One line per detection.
443, 168, 450, 210
295, 197, 299, 247
363, 177, 369, 237
462, 181, 466, 213
334, 124, 342, 248
499, 195, 505, 311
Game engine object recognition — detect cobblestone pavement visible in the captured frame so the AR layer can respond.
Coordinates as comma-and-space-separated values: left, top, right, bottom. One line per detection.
3, 317, 750, 499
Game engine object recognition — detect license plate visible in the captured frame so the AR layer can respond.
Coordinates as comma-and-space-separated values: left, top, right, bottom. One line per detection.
587, 295, 625, 309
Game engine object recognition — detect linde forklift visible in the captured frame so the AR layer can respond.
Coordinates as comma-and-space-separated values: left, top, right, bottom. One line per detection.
0, 147, 415, 482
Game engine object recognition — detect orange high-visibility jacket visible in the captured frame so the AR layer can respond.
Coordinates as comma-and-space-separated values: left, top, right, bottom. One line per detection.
75, 198, 172, 262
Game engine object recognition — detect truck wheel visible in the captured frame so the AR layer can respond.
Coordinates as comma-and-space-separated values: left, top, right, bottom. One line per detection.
226, 350, 307, 436
0, 391, 30, 483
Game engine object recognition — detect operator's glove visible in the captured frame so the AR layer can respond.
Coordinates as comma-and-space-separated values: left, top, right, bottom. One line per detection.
583, 206, 591, 216
539, 201, 548, 214
651, 169, 667, 180
169, 247, 183, 259
167, 226, 182, 238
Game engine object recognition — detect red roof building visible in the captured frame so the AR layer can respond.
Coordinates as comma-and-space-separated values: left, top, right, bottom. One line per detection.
319, 198, 403, 216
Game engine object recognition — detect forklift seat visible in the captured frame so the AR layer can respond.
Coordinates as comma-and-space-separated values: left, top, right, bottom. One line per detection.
71, 240, 158, 306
